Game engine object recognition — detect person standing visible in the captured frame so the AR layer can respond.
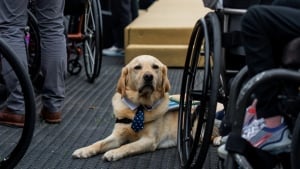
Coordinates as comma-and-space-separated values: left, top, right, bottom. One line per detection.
0, 0, 67, 127
102, 0, 138, 57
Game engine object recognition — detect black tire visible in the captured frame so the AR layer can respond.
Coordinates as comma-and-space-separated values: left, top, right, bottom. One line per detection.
0, 38, 35, 169
178, 12, 222, 169
68, 59, 82, 75
83, 0, 103, 83
27, 9, 41, 84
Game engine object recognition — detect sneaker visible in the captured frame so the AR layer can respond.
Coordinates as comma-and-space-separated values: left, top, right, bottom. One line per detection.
242, 118, 265, 139
217, 119, 264, 159
102, 46, 124, 57
242, 121, 291, 154
217, 119, 291, 159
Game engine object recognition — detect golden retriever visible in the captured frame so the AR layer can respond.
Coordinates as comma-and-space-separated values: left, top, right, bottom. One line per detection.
72, 55, 220, 161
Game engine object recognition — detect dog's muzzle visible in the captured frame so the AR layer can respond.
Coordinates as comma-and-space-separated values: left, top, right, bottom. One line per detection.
139, 73, 154, 95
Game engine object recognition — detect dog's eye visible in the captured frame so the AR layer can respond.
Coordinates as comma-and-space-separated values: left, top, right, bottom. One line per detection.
152, 64, 159, 69
134, 65, 142, 70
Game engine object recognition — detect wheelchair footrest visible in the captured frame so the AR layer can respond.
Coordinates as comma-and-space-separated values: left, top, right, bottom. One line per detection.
226, 133, 278, 169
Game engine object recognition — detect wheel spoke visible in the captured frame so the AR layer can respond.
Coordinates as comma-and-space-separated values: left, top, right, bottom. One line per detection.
84, 40, 95, 73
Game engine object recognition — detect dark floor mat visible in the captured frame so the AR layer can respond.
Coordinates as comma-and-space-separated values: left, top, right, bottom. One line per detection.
0, 56, 220, 169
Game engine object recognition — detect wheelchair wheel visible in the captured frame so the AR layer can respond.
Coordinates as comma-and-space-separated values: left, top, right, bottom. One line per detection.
178, 12, 222, 169
68, 59, 82, 75
292, 112, 300, 169
0, 38, 35, 169
27, 9, 41, 84
83, 0, 103, 83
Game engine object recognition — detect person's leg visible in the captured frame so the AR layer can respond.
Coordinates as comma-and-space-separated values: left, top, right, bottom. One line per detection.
0, 0, 28, 114
103, 0, 132, 57
111, 0, 132, 48
237, 5, 300, 154
35, 0, 67, 119
131, 0, 139, 21
242, 5, 300, 119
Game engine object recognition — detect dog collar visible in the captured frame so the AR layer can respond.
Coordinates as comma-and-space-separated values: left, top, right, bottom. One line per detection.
115, 105, 144, 132
115, 118, 132, 124
121, 97, 163, 111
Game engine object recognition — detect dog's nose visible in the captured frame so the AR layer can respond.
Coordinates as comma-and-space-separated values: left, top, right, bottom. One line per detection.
143, 73, 153, 82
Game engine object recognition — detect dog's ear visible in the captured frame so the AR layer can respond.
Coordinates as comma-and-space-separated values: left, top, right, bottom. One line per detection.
161, 65, 170, 93
117, 67, 128, 96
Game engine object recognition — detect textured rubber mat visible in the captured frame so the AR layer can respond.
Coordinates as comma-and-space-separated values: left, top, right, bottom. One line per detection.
0, 56, 219, 169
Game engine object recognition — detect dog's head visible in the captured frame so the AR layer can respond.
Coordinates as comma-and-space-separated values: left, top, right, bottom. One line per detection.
117, 55, 170, 102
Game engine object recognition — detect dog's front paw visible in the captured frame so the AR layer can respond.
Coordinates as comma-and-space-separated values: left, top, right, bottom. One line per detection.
102, 150, 123, 161
72, 147, 95, 159
212, 136, 222, 146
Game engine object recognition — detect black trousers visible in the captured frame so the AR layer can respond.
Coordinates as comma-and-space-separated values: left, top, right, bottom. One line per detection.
111, 0, 138, 48
241, 5, 300, 118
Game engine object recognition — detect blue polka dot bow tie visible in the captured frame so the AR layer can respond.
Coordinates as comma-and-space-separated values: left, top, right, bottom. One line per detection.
131, 106, 144, 132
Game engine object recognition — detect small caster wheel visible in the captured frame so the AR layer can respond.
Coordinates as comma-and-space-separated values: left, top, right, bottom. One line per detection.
68, 59, 82, 75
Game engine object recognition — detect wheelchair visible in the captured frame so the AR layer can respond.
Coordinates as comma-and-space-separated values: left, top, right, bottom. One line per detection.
176, 0, 273, 168
64, 0, 103, 83
27, 0, 103, 85
0, 38, 36, 169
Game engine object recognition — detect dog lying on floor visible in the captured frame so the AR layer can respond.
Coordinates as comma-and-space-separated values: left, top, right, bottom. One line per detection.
72, 55, 220, 161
